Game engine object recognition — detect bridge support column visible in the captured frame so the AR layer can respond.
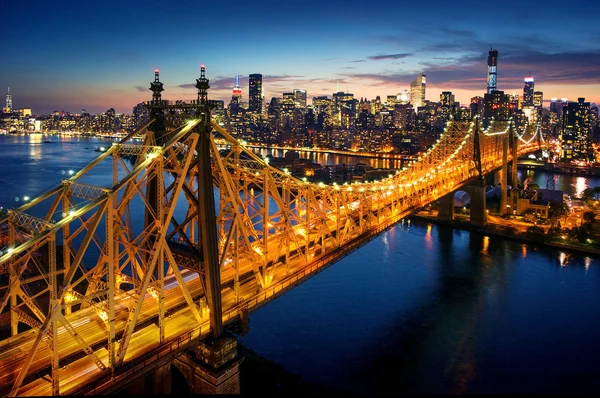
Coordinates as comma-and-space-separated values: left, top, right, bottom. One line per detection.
438, 191, 455, 221
500, 131, 509, 215
173, 332, 243, 395
511, 126, 518, 189
151, 362, 172, 394
469, 183, 487, 227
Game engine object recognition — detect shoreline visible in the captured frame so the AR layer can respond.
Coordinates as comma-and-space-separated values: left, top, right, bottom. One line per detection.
410, 213, 600, 257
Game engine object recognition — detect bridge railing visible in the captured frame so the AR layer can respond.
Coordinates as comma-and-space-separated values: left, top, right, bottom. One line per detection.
78, 320, 212, 395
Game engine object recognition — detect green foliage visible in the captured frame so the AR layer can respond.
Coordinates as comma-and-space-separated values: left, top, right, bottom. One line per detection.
582, 188, 595, 201
548, 202, 569, 220
528, 183, 540, 191
526, 226, 545, 235
583, 210, 595, 223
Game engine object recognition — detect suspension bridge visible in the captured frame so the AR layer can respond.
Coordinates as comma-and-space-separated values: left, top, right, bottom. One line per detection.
0, 67, 547, 395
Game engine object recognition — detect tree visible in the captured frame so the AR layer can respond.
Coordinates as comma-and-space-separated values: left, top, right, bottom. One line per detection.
583, 210, 595, 223
582, 188, 595, 202
548, 202, 569, 226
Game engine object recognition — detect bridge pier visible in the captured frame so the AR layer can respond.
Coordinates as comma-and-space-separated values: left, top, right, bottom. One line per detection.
172, 332, 243, 395
469, 183, 487, 227
151, 362, 172, 394
438, 191, 455, 221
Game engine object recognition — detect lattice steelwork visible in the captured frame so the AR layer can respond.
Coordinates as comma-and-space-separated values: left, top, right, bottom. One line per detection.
0, 98, 546, 395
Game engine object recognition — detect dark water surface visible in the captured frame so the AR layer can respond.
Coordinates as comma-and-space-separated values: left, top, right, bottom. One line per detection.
2, 134, 600, 394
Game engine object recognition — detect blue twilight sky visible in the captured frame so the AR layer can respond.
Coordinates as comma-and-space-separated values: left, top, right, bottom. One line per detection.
0, 0, 598, 115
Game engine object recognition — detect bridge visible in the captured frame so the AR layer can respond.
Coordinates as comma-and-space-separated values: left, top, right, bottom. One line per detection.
0, 67, 546, 396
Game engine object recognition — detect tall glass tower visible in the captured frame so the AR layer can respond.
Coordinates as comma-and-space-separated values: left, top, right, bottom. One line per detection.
248, 74, 262, 114
487, 48, 498, 94
523, 74, 534, 107
4, 87, 12, 113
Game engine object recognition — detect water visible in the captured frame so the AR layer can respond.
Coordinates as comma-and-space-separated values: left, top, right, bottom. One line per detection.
241, 220, 600, 394
2, 134, 600, 393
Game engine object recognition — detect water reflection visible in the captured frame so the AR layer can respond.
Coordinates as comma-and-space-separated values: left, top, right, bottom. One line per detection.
251, 147, 406, 169
574, 177, 587, 199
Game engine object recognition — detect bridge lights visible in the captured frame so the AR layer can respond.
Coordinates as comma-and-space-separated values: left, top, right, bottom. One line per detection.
98, 310, 108, 322
64, 291, 75, 303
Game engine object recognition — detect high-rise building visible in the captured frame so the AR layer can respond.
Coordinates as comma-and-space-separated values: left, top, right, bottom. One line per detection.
523, 74, 534, 107
232, 75, 242, 103
410, 74, 426, 111
3, 87, 12, 113
487, 48, 498, 94
397, 90, 410, 104
560, 98, 592, 162
248, 74, 262, 114
293, 89, 307, 108
483, 90, 510, 126
533, 91, 543, 108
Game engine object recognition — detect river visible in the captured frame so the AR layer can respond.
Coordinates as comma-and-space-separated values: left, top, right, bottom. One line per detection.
2, 134, 600, 393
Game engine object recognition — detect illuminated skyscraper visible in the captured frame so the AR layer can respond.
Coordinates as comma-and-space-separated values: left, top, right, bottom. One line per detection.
397, 89, 409, 104
248, 74, 262, 113
560, 98, 592, 162
293, 89, 307, 108
410, 74, 426, 110
523, 74, 534, 107
533, 91, 543, 108
232, 75, 242, 103
3, 87, 12, 113
228, 75, 243, 117
487, 48, 498, 94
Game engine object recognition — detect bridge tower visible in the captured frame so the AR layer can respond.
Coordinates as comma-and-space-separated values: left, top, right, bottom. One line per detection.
195, 65, 223, 338
510, 121, 519, 189
500, 121, 510, 215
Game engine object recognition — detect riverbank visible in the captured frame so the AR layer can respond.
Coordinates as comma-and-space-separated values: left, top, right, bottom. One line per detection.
411, 211, 600, 257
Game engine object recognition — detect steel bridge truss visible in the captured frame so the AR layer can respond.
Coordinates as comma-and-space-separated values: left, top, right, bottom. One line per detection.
0, 116, 545, 396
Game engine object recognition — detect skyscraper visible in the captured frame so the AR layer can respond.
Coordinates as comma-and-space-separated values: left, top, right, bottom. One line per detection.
248, 74, 262, 114
3, 87, 12, 113
410, 74, 426, 110
487, 48, 498, 94
523, 74, 534, 107
533, 91, 543, 108
560, 98, 592, 162
293, 89, 307, 108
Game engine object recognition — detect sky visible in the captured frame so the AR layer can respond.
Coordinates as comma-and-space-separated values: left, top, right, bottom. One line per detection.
0, 0, 599, 115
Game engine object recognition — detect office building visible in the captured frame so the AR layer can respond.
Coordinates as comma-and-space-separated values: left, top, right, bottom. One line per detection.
560, 98, 592, 162
248, 74, 263, 114
410, 74, 426, 111
487, 48, 498, 94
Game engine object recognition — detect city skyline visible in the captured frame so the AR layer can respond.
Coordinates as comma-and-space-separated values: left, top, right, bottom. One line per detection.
1, 0, 599, 115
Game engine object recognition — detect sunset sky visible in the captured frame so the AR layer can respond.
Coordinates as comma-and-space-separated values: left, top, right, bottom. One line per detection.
1, 0, 598, 115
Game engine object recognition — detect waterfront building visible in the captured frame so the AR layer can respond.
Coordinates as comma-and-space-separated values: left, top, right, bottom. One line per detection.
248, 74, 262, 114
487, 48, 498, 94
560, 97, 592, 162
410, 74, 426, 111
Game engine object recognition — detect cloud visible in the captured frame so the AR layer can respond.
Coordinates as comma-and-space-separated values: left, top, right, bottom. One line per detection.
350, 60, 366, 63
341, 66, 356, 69
367, 53, 413, 61
340, 50, 600, 91
134, 86, 147, 92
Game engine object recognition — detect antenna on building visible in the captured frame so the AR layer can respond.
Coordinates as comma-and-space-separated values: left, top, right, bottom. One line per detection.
235, 74, 239, 87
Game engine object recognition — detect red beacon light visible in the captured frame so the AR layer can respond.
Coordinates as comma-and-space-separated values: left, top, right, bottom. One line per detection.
201, 64, 205, 69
